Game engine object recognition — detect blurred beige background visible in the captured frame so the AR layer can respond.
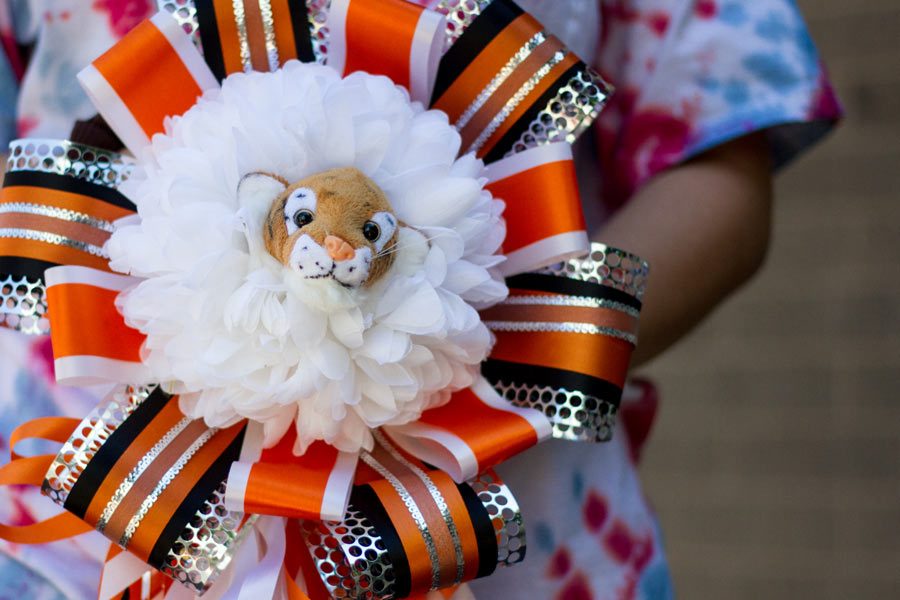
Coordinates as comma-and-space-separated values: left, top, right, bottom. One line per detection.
638, 1, 900, 597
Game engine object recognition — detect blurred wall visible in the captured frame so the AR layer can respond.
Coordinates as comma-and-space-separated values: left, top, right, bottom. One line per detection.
638, 1, 900, 598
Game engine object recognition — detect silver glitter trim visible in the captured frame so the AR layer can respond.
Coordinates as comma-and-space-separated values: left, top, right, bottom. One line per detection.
6, 139, 134, 188
42, 386, 154, 507
505, 67, 612, 156
0, 203, 115, 233
120, 428, 217, 547
455, 31, 546, 130
484, 320, 637, 345
231, 0, 253, 72
361, 450, 441, 591
161, 480, 257, 593
373, 431, 466, 585
258, 0, 280, 71
467, 50, 567, 155
0, 274, 48, 335
156, 0, 201, 45
308, 0, 331, 64
536, 242, 649, 301
97, 417, 194, 533
434, 0, 492, 50
467, 471, 525, 568
492, 379, 617, 442
499, 294, 640, 317
41, 388, 250, 594
0, 228, 107, 258
301, 508, 396, 599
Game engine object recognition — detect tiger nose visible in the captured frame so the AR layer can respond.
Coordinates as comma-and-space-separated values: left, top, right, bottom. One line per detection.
324, 235, 355, 261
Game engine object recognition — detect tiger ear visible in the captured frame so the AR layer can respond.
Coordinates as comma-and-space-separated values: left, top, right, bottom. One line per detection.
237, 172, 289, 224
236, 172, 289, 256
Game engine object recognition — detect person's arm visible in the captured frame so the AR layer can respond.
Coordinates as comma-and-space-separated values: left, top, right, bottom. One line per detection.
597, 133, 773, 367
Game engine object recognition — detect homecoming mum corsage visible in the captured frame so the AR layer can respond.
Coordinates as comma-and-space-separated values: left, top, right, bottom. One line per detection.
0, 0, 648, 598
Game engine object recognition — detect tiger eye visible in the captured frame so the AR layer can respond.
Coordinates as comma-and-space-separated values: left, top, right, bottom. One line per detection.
363, 221, 380, 242
293, 209, 314, 228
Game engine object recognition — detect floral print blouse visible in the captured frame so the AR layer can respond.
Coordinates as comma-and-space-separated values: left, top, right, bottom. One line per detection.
0, 1, 840, 598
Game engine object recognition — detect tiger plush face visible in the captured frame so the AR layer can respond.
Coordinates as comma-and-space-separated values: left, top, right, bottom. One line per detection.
245, 168, 400, 288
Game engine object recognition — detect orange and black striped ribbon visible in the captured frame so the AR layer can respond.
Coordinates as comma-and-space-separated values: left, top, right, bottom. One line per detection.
430, 0, 586, 161
195, 0, 315, 81
0, 170, 135, 279
351, 435, 496, 598
481, 272, 642, 410
63, 389, 246, 568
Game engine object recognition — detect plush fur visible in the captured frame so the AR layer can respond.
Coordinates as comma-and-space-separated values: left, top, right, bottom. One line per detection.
253, 168, 399, 287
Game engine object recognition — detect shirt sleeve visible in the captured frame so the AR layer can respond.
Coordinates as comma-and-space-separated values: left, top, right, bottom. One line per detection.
594, 0, 842, 206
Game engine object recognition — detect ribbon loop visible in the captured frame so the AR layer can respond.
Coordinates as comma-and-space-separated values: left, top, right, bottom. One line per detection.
9, 416, 80, 460
79, 11, 220, 154
40, 385, 254, 595
0, 453, 95, 543
45, 265, 150, 386
225, 426, 358, 522
192, 0, 318, 80
430, 0, 611, 161
484, 142, 589, 276
328, 0, 445, 103
483, 244, 649, 442
300, 434, 523, 599
0, 140, 134, 335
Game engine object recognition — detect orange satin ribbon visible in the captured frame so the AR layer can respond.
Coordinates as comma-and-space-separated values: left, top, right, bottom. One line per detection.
9, 416, 79, 460
0, 185, 134, 223
416, 387, 540, 472
271, 0, 300, 63
127, 422, 244, 562
481, 302, 639, 337
0, 238, 113, 273
344, 0, 422, 88
93, 18, 206, 141
242, 432, 345, 520
46, 282, 146, 362
212, 0, 245, 75
0, 454, 93, 543
491, 330, 634, 388
486, 157, 585, 254
432, 13, 543, 122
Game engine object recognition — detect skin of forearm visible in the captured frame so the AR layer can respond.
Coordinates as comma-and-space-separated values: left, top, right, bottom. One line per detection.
596, 133, 774, 368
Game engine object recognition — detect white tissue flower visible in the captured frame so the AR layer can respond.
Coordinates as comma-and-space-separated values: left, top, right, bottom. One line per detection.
107, 62, 507, 453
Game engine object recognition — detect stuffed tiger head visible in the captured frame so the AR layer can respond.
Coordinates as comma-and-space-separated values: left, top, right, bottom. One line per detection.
238, 167, 400, 288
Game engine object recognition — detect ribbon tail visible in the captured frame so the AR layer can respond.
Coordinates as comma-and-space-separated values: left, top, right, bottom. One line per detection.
0, 454, 94, 543
217, 516, 287, 600
98, 545, 168, 600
